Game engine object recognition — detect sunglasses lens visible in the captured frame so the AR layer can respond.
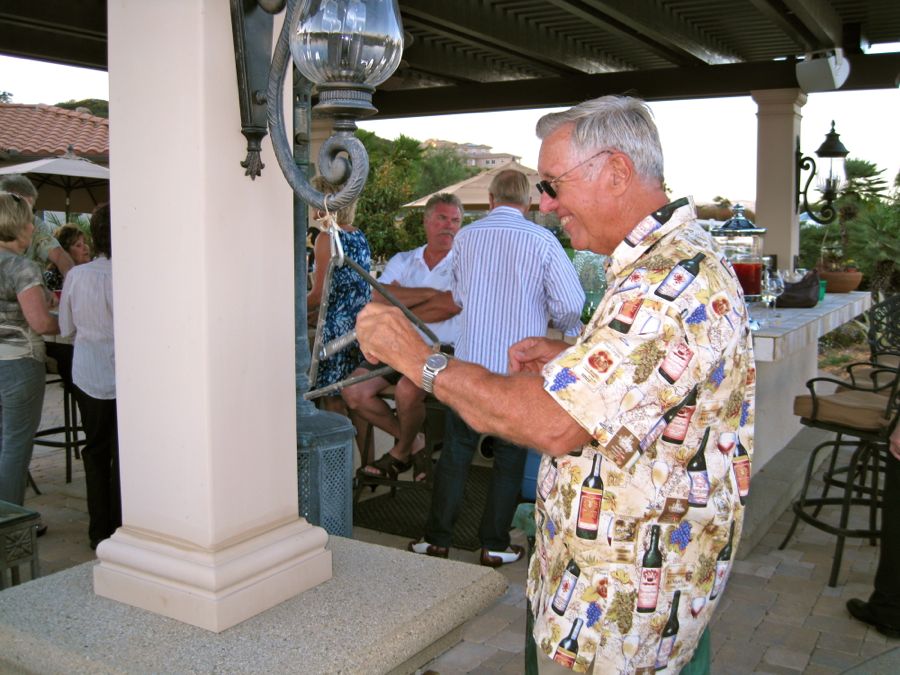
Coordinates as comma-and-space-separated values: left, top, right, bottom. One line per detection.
537, 181, 557, 199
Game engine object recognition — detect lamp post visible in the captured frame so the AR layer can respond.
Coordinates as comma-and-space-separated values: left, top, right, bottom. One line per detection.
796, 121, 850, 225
230, 0, 404, 535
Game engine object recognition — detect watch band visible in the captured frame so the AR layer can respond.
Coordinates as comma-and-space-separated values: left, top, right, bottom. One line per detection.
422, 352, 450, 394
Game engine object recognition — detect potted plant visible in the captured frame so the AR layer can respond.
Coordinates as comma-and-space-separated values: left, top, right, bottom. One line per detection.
815, 159, 890, 293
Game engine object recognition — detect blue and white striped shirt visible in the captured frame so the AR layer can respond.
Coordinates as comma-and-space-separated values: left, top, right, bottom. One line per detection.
452, 206, 584, 373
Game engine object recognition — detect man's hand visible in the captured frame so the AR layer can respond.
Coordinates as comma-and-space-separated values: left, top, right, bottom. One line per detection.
890, 425, 900, 461
508, 337, 570, 374
356, 303, 431, 381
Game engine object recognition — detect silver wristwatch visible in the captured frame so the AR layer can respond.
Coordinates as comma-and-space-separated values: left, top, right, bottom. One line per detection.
422, 352, 451, 394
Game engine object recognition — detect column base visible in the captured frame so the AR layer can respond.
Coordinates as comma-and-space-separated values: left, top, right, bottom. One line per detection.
94, 518, 331, 632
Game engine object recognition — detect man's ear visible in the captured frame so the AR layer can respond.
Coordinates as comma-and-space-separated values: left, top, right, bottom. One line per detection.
606, 153, 633, 196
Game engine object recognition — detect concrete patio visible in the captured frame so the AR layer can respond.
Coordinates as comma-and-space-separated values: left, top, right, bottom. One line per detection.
6, 377, 900, 674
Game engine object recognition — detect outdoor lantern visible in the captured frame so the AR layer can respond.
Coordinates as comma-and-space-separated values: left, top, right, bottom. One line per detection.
229, 0, 403, 212
796, 121, 850, 225
291, 0, 403, 119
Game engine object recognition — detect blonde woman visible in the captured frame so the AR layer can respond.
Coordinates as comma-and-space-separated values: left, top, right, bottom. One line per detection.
0, 192, 59, 508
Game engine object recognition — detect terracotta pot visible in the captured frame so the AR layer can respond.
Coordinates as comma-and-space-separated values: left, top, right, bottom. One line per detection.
819, 270, 863, 293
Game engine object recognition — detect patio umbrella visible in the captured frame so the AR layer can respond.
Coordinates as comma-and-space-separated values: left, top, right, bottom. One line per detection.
0, 147, 109, 219
403, 159, 542, 212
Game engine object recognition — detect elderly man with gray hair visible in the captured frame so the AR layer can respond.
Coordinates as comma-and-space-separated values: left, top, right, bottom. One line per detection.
356, 96, 754, 673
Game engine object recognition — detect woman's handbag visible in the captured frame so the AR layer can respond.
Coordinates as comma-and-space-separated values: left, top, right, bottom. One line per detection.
776, 270, 821, 308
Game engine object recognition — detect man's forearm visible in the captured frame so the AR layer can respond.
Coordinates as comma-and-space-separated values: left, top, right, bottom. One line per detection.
374, 285, 437, 308
410, 291, 460, 323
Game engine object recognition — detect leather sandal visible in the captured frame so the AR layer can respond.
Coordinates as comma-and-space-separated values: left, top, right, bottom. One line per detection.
408, 538, 449, 558
480, 544, 525, 567
360, 453, 411, 480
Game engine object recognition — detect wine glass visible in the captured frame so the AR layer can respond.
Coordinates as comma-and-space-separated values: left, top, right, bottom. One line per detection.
765, 269, 785, 314
651, 460, 670, 509
716, 432, 736, 475
690, 596, 707, 618
622, 634, 641, 673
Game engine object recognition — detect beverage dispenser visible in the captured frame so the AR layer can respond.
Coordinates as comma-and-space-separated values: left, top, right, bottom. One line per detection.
711, 204, 766, 302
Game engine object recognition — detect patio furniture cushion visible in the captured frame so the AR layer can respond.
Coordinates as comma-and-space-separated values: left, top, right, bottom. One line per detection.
793, 389, 892, 431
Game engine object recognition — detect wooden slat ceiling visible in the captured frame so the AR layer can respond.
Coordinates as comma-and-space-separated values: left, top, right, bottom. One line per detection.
1, 0, 898, 117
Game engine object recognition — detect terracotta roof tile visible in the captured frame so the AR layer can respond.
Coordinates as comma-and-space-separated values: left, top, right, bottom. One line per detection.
0, 103, 109, 163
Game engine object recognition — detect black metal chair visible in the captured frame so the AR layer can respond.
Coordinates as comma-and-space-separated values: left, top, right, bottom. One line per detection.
779, 360, 899, 586
867, 293, 900, 367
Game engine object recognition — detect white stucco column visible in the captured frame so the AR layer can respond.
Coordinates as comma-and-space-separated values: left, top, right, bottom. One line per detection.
751, 89, 807, 270
96, 0, 331, 632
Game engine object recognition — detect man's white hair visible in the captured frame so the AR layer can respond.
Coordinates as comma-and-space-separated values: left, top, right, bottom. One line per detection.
536, 95, 665, 185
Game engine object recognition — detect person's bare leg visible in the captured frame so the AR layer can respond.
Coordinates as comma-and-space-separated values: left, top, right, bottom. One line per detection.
319, 395, 374, 468
341, 371, 399, 440
394, 376, 428, 479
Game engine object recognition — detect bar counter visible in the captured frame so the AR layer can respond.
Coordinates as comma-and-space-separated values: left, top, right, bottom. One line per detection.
751, 291, 872, 471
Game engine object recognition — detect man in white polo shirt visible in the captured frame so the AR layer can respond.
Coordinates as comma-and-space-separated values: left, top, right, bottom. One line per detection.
342, 193, 463, 482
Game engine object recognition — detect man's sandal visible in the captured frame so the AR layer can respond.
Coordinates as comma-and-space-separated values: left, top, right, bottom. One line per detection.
360, 453, 411, 480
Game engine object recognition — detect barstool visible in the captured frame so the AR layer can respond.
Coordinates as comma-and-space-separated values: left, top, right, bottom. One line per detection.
779, 364, 899, 586
353, 390, 447, 503
32, 346, 85, 486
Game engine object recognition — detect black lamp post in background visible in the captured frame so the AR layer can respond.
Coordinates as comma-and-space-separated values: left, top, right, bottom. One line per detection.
229, 0, 405, 536
796, 121, 850, 225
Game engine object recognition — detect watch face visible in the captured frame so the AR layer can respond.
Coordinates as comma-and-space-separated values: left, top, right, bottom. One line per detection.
426, 353, 448, 369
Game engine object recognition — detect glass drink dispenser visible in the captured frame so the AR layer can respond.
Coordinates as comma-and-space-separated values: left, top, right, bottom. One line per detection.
711, 204, 766, 302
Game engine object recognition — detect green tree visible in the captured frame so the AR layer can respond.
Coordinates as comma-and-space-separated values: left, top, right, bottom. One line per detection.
54, 98, 109, 118
712, 195, 732, 209
0, 91, 12, 103
415, 147, 477, 197
354, 131, 423, 260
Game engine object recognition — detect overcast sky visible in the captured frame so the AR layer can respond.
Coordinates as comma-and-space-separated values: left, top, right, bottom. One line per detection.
3, 53, 898, 204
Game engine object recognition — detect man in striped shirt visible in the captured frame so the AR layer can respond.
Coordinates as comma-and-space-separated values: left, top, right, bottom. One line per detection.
408, 169, 584, 566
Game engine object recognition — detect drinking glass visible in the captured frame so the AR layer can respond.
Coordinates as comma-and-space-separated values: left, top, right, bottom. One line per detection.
717, 431, 736, 474
651, 460, 669, 509
766, 269, 785, 309
622, 635, 641, 673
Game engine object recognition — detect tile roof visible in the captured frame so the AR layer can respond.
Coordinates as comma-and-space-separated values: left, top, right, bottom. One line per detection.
0, 103, 109, 164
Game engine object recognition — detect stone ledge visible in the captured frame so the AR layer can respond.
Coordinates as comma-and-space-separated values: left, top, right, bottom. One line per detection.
0, 536, 507, 674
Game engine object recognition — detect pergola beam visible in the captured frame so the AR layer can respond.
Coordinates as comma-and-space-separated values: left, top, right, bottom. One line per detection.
372, 52, 900, 118
546, 0, 738, 67
400, 0, 618, 76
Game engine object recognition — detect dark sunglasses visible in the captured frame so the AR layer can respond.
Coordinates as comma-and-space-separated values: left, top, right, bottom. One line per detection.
536, 149, 612, 199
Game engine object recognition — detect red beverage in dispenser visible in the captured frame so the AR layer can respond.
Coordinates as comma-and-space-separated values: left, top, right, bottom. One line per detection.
732, 261, 762, 296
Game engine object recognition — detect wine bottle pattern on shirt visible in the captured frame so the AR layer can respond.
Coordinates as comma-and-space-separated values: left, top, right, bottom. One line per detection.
553, 618, 584, 667
660, 385, 698, 445
658, 339, 694, 384
641, 385, 698, 451
710, 520, 736, 600
655, 252, 706, 302
552, 559, 581, 615
732, 440, 751, 504
686, 427, 711, 507
637, 524, 663, 613
576, 454, 604, 539
654, 590, 681, 670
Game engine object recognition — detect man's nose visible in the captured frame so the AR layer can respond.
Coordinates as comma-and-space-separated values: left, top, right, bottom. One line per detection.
538, 191, 557, 214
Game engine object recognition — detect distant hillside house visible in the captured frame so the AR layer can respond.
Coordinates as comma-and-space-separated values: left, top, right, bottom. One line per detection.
421, 138, 520, 169
0, 103, 109, 167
